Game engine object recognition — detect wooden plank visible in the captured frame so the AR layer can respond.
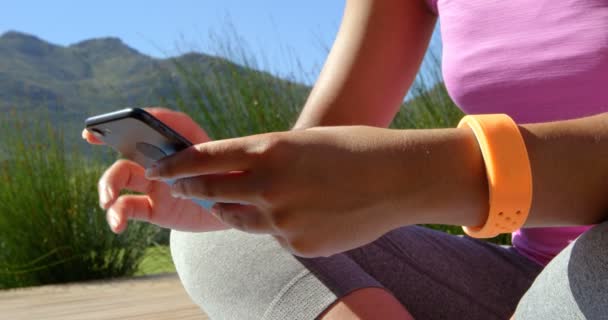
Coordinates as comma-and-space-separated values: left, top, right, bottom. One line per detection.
0, 273, 209, 320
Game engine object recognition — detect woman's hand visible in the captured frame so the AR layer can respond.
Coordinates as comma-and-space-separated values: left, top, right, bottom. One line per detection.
82, 107, 229, 234
145, 125, 444, 257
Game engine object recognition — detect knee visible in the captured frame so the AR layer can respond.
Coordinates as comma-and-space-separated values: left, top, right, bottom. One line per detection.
565, 221, 608, 315
515, 221, 608, 319
170, 230, 303, 319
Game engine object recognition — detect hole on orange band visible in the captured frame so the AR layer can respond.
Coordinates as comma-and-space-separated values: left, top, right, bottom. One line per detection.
498, 212, 504, 216
516, 210, 521, 215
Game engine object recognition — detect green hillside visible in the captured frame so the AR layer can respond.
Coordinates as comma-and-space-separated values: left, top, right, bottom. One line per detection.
0, 31, 307, 128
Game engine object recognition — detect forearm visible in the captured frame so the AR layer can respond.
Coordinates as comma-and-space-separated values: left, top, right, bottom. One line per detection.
520, 112, 608, 226
406, 112, 608, 228
292, 0, 435, 130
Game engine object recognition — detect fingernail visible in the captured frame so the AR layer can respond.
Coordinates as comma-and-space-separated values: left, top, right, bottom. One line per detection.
100, 185, 112, 209
170, 182, 187, 199
145, 163, 160, 179
108, 208, 120, 229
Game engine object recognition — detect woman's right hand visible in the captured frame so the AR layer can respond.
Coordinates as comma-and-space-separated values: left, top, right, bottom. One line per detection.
82, 107, 229, 234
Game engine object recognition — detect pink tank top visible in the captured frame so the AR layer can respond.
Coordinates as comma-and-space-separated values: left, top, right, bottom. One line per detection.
425, 0, 608, 266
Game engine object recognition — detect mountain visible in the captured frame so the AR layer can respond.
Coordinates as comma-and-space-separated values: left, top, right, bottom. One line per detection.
0, 31, 307, 132
0, 31, 214, 114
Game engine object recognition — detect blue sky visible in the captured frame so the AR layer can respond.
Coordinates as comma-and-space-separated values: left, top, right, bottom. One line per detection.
2, 0, 441, 84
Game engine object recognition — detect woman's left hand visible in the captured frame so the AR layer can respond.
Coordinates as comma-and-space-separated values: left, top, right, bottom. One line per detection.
146, 126, 423, 257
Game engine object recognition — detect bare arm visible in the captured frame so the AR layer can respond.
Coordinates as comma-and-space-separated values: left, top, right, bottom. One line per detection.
291, 0, 607, 228
521, 113, 608, 226
412, 113, 608, 228
146, 112, 608, 256
293, 0, 436, 129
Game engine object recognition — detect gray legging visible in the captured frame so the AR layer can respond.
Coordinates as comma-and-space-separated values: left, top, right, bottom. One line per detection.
514, 221, 608, 319
170, 222, 607, 320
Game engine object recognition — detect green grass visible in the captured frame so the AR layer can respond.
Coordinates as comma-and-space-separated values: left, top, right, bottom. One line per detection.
169, 54, 308, 140
0, 114, 161, 289
135, 245, 175, 276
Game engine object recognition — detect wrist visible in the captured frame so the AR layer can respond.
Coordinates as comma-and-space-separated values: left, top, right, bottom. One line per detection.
394, 127, 488, 227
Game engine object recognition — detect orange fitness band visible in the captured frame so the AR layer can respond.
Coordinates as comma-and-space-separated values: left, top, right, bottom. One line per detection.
457, 114, 533, 238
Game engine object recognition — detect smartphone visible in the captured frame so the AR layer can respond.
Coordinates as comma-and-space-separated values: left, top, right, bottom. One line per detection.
85, 108, 213, 209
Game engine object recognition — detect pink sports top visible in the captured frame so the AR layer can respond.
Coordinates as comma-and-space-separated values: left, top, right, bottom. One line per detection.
425, 0, 608, 265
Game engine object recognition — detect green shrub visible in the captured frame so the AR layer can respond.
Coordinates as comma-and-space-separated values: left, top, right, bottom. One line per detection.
0, 114, 159, 289
168, 54, 309, 140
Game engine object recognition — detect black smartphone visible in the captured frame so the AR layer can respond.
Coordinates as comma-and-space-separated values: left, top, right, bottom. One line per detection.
85, 108, 192, 169
85, 107, 213, 209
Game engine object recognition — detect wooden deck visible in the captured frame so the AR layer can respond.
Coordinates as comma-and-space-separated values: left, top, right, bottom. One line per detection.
0, 273, 209, 320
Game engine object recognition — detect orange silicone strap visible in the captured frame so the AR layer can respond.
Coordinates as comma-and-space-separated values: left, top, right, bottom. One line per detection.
457, 114, 533, 238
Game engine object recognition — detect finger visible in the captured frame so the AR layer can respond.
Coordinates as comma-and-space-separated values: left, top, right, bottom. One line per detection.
107, 194, 228, 233
147, 138, 254, 179
144, 107, 211, 143
171, 171, 260, 203
98, 159, 161, 209
210, 203, 272, 234
106, 195, 153, 233
82, 128, 104, 145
